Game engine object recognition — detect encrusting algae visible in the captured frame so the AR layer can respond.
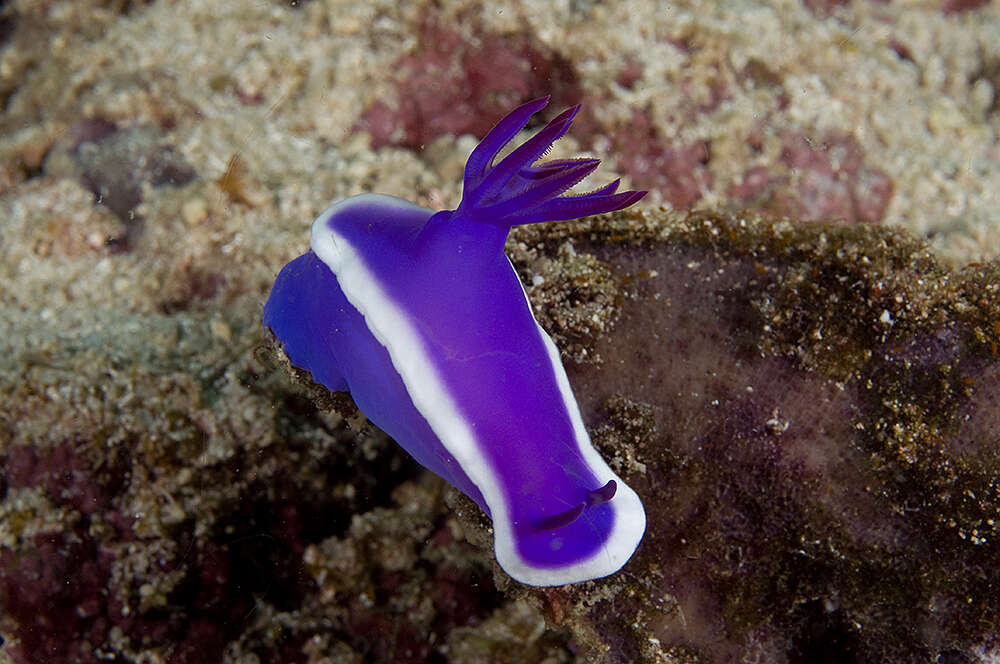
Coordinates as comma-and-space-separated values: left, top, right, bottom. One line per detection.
500, 208, 1000, 663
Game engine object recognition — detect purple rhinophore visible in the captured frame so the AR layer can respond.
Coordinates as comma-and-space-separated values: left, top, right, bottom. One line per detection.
263, 97, 646, 585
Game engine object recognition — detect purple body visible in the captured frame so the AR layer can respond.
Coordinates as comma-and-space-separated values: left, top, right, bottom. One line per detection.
263, 98, 647, 585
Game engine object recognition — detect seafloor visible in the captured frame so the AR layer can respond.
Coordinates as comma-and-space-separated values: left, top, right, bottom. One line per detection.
1, 1, 999, 663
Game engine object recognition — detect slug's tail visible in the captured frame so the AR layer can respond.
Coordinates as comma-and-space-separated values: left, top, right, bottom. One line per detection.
534, 480, 618, 532
455, 97, 646, 227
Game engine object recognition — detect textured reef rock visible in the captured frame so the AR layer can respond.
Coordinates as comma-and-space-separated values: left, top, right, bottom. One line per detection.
3, 204, 998, 663
502, 209, 1000, 663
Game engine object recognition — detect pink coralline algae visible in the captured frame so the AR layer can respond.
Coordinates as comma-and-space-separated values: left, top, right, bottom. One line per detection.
732, 131, 894, 223
2, 444, 124, 663
941, 0, 991, 14
800, 0, 849, 17
0, 532, 111, 664
613, 108, 713, 209
5, 442, 126, 516
359, 12, 580, 150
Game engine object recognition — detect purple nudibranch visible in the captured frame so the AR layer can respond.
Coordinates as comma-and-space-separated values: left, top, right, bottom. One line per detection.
263, 98, 647, 585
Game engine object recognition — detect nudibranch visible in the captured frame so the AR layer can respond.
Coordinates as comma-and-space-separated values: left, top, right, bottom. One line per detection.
263, 97, 647, 586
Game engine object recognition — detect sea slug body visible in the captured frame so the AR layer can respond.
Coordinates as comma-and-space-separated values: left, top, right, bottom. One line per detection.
263, 98, 647, 586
